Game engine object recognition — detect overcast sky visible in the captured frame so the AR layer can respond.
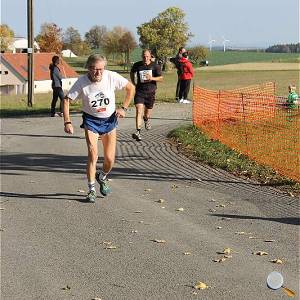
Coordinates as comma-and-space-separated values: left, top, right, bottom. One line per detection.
1, 0, 299, 48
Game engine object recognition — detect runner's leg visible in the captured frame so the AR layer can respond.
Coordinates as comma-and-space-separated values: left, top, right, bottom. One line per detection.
135, 103, 144, 130
101, 128, 117, 175
84, 128, 99, 184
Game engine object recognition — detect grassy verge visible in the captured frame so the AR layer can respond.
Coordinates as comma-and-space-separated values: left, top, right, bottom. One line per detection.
168, 125, 300, 196
1, 63, 298, 116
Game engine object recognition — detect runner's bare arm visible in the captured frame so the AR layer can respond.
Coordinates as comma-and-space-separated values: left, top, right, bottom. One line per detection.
116, 82, 135, 118
63, 96, 74, 134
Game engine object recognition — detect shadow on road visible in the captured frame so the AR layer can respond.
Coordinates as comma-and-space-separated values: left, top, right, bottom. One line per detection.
210, 213, 300, 225
0, 191, 87, 202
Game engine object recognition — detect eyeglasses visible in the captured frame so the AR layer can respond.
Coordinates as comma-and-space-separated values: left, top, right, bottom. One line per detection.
89, 67, 104, 72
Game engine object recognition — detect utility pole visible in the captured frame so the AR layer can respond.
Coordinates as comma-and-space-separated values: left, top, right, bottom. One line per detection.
27, 0, 34, 106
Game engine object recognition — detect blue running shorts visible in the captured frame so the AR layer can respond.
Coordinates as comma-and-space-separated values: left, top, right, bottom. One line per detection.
81, 111, 118, 135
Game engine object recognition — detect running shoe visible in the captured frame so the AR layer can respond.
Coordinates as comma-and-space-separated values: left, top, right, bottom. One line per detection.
96, 172, 112, 196
144, 118, 152, 130
86, 190, 96, 203
132, 131, 142, 141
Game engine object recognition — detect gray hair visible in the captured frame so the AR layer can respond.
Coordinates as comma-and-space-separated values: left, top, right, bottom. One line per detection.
85, 54, 107, 69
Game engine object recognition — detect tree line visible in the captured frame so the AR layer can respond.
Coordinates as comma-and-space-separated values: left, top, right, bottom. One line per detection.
265, 43, 300, 53
0, 7, 208, 66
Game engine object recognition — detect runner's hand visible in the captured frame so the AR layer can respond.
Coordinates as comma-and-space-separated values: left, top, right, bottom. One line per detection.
64, 123, 74, 134
116, 108, 126, 118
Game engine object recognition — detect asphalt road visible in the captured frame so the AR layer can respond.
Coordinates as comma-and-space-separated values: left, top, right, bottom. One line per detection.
1, 103, 299, 300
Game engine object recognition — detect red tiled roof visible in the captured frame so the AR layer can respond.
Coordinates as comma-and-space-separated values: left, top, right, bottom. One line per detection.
1, 53, 78, 81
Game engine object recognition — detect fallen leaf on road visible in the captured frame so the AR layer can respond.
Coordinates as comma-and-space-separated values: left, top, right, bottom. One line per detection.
216, 204, 226, 208
102, 241, 112, 245
157, 199, 165, 203
253, 251, 268, 256
194, 281, 208, 290
176, 207, 184, 212
210, 199, 217, 202
105, 246, 117, 250
209, 209, 216, 212
171, 184, 179, 189
282, 286, 296, 297
77, 189, 85, 193
144, 188, 152, 192
151, 239, 166, 243
270, 259, 283, 264
213, 257, 227, 263
221, 248, 232, 255
62, 285, 71, 290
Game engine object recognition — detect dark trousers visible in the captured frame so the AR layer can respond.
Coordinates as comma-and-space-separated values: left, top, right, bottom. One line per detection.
179, 79, 191, 100
176, 76, 181, 99
50, 87, 64, 116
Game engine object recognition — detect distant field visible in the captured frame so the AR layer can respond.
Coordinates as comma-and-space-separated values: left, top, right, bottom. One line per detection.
206, 51, 300, 66
1, 53, 298, 116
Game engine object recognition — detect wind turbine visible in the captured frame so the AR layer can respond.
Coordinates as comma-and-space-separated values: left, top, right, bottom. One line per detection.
208, 38, 216, 52
222, 36, 230, 52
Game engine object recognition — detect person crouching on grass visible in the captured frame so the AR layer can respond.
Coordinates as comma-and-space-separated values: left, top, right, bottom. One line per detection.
63, 54, 135, 203
287, 84, 299, 109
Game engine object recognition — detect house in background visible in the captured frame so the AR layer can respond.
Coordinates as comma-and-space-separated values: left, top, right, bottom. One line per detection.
0, 53, 78, 95
8, 37, 40, 53
61, 49, 77, 58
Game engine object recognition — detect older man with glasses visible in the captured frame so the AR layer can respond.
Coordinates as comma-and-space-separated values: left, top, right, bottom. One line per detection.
63, 54, 135, 203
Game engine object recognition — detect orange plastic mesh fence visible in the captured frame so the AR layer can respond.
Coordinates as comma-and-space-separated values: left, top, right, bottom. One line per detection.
192, 83, 300, 182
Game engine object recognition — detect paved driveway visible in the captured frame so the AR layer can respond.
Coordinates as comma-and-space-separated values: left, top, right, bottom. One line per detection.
1, 103, 299, 300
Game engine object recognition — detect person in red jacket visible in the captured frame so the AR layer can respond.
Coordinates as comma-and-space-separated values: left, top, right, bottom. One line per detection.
178, 52, 194, 104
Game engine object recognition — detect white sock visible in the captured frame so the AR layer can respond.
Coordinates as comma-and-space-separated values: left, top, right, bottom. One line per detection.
98, 170, 108, 181
88, 181, 96, 192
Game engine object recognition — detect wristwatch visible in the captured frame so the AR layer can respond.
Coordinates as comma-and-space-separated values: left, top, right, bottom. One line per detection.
121, 106, 128, 112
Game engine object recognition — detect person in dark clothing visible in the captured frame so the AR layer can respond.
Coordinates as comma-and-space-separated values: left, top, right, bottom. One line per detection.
49, 55, 64, 117
170, 47, 186, 101
130, 49, 163, 141
178, 51, 194, 104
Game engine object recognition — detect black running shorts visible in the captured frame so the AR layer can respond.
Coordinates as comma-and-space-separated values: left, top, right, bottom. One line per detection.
134, 91, 156, 109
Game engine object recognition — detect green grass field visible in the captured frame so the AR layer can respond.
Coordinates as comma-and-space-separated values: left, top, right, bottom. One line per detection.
1, 52, 298, 115
206, 51, 300, 66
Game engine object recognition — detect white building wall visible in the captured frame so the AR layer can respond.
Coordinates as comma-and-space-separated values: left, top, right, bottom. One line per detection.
33, 78, 78, 94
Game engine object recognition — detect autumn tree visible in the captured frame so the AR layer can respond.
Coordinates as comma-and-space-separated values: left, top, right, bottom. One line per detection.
102, 26, 126, 60
85, 25, 107, 49
63, 26, 90, 56
102, 26, 136, 65
119, 31, 137, 66
36, 23, 63, 53
137, 7, 192, 63
0, 24, 15, 52
188, 45, 208, 65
